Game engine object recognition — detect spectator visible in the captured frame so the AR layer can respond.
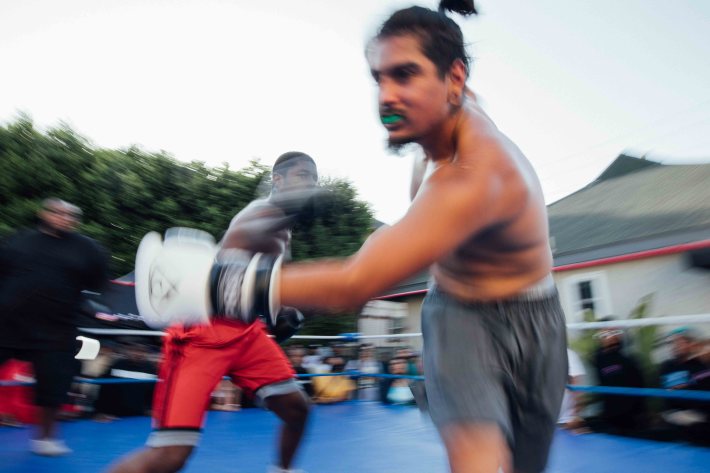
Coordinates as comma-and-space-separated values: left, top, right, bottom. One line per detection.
210, 379, 242, 412
660, 328, 710, 394
78, 343, 118, 416
0, 198, 109, 455
302, 345, 324, 372
394, 347, 419, 376
287, 346, 314, 398
311, 356, 356, 404
331, 343, 352, 363
658, 328, 710, 444
558, 348, 589, 434
699, 337, 710, 365
380, 358, 415, 405
93, 342, 158, 421
345, 344, 381, 401
590, 324, 648, 435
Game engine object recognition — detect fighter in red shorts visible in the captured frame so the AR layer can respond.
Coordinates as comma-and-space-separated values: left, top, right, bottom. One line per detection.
108, 152, 316, 473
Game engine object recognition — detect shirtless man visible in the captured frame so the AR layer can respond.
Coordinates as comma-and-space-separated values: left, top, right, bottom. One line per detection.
138, 2, 567, 471
112, 153, 315, 473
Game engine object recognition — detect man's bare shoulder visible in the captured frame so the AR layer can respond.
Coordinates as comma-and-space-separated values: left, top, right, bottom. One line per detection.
433, 102, 541, 220
455, 103, 535, 180
457, 104, 513, 158
231, 197, 273, 223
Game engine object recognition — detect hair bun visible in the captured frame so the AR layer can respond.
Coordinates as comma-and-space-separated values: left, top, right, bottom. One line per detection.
439, 0, 478, 16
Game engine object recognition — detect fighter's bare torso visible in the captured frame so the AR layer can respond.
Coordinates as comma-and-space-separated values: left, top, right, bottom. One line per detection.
410, 99, 553, 302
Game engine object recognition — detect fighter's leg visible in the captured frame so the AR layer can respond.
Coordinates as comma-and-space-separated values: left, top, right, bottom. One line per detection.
421, 288, 515, 473
509, 296, 568, 473
108, 335, 227, 473
31, 350, 79, 448
107, 445, 193, 473
231, 324, 309, 470
440, 422, 511, 473
264, 389, 311, 470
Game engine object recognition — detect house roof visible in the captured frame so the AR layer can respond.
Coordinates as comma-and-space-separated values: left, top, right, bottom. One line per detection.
548, 155, 710, 265
377, 270, 430, 299
590, 153, 661, 183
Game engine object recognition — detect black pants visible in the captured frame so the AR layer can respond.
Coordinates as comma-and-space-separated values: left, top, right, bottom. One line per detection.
0, 348, 79, 408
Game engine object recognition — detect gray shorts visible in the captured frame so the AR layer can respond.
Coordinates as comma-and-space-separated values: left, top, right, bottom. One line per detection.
422, 284, 568, 473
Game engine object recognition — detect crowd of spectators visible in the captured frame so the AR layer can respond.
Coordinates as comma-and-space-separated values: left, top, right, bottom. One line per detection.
0, 340, 425, 427
560, 325, 710, 446
285, 343, 423, 405
2, 327, 708, 448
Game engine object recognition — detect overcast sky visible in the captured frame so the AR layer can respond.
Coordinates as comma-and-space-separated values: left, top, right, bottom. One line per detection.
2, 0, 709, 224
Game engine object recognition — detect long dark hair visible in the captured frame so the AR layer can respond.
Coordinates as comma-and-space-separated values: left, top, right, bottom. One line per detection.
374, 0, 478, 79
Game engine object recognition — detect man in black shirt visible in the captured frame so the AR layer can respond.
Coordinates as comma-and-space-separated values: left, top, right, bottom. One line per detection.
0, 198, 108, 456
658, 328, 710, 444
591, 326, 648, 434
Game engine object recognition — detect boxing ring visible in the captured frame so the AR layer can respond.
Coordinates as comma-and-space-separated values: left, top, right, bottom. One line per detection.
1, 314, 709, 472
0, 401, 708, 473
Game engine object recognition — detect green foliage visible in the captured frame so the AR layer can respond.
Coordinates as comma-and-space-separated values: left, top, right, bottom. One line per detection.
0, 115, 375, 298
628, 294, 659, 384
299, 312, 359, 337
291, 177, 373, 260
568, 294, 662, 412
568, 309, 598, 363
569, 295, 657, 377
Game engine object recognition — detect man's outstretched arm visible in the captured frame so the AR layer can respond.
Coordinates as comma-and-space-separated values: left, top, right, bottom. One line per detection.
278, 152, 523, 311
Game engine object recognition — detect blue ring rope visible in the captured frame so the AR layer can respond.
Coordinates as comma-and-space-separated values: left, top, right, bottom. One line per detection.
566, 384, 710, 401
2, 371, 709, 401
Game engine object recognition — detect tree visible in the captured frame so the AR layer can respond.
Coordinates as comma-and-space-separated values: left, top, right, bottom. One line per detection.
1, 115, 374, 334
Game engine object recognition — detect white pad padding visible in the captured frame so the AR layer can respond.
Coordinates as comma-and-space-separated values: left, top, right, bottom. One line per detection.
135, 229, 216, 329
268, 254, 284, 327
75, 336, 101, 360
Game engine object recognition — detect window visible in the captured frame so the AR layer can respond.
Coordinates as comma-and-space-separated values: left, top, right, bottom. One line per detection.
360, 300, 409, 336
563, 272, 612, 321
389, 316, 405, 335
578, 280, 595, 312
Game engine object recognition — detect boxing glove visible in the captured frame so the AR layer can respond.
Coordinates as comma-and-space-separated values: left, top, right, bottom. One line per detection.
211, 250, 283, 328
267, 307, 305, 343
135, 228, 218, 328
135, 228, 283, 329
270, 187, 332, 225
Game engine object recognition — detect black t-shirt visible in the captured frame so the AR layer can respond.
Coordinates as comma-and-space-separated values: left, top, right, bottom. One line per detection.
0, 228, 108, 350
660, 357, 710, 413
593, 347, 647, 427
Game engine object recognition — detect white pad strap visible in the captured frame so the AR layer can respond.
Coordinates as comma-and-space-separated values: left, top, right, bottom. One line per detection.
267, 254, 284, 327
239, 252, 263, 319
75, 336, 100, 360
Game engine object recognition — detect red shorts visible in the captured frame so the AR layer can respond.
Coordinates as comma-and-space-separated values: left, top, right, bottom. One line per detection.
152, 319, 294, 431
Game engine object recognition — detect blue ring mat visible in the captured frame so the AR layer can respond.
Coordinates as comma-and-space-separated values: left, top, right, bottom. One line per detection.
1, 402, 708, 473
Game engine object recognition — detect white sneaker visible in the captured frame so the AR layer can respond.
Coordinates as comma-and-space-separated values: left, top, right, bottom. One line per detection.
30, 438, 72, 456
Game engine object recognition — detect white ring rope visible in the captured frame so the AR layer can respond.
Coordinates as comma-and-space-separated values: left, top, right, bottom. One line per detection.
78, 312, 710, 338
566, 314, 710, 330
79, 328, 167, 337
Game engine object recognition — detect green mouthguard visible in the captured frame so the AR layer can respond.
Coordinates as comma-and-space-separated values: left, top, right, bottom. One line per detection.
381, 114, 403, 125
